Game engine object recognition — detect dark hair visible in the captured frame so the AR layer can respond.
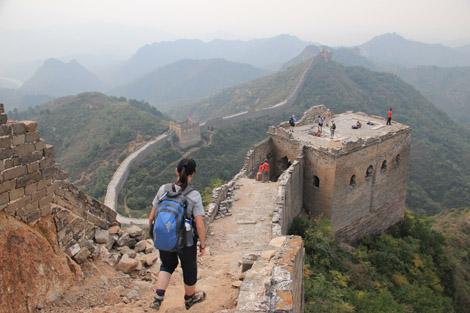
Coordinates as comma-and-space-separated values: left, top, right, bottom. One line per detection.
175, 158, 196, 190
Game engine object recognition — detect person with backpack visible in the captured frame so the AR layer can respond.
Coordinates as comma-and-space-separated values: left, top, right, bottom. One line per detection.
261, 160, 269, 183
148, 158, 207, 311
330, 120, 336, 138
289, 114, 296, 133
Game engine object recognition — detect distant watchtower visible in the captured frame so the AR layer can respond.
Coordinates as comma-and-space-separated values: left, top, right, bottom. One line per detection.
249, 105, 411, 243
169, 118, 201, 148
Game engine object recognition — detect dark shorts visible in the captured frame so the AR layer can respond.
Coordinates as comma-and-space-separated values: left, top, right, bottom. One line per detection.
318, 123, 323, 127
159, 242, 197, 286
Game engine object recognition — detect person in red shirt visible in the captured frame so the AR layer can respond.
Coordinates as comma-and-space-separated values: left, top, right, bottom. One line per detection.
261, 160, 269, 183
256, 163, 264, 181
386, 108, 392, 125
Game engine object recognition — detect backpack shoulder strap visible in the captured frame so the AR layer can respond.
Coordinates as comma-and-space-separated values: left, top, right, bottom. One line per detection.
181, 186, 194, 197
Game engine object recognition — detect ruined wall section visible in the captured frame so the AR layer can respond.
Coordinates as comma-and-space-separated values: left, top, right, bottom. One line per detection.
0, 104, 117, 257
236, 236, 304, 313
243, 137, 273, 179
169, 119, 201, 148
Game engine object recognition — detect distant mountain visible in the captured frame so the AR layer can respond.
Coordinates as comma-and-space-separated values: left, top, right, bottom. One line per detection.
395, 66, 470, 129
20, 59, 108, 97
108, 34, 313, 85
11, 92, 168, 199
109, 58, 270, 108
359, 33, 470, 67
0, 87, 52, 112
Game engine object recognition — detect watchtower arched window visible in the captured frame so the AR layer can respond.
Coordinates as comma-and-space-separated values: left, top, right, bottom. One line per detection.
350, 175, 356, 188
381, 160, 387, 172
365, 165, 373, 179
313, 176, 320, 188
396, 154, 401, 166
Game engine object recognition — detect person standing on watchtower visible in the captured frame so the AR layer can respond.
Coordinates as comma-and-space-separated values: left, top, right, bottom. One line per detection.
289, 114, 296, 133
386, 108, 392, 125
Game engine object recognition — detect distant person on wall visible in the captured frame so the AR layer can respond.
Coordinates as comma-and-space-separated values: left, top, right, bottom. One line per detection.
352, 121, 362, 129
148, 158, 207, 311
256, 162, 264, 181
330, 120, 336, 138
317, 115, 324, 134
289, 114, 296, 133
325, 109, 332, 127
386, 108, 392, 125
261, 160, 269, 183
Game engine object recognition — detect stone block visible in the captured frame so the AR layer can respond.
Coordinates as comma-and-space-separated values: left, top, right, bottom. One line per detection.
0, 192, 9, 205
94, 229, 110, 244
40, 204, 52, 217
0, 136, 11, 148
0, 148, 12, 160
3, 158, 14, 169
0, 180, 15, 193
39, 193, 53, 208
44, 145, 54, 158
0, 124, 11, 136
41, 166, 56, 178
12, 143, 35, 157
66, 243, 81, 257
140, 252, 159, 267
16, 171, 42, 188
115, 254, 138, 273
37, 178, 51, 190
35, 140, 45, 151
24, 131, 40, 143
18, 151, 42, 165
3, 165, 27, 180
0, 114, 7, 125
10, 187, 25, 201
39, 156, 55, 170
10, 122, 26, 135
126, 225, 144, 238
23, 121, 37, 132
27, 161, 40, 174
12, 134, 25, 145
46, 181, 59, 194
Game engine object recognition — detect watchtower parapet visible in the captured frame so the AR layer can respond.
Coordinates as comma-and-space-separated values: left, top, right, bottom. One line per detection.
169, 118, 201, 148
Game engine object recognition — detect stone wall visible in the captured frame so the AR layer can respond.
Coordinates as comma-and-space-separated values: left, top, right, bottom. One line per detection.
104, 132, 169, 216
0, 103, 117, 253
236, 236, 304, 313
169, 119, 201, 148
243, 138, 273, 179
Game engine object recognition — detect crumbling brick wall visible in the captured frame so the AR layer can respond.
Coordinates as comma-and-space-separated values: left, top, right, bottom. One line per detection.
0, 103, 116, 257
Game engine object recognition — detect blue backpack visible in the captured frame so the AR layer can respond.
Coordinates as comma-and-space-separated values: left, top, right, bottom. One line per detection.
152, 184, 194, 252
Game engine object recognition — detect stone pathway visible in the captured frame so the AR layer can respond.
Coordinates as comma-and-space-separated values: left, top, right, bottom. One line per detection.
45, 177, 280, 313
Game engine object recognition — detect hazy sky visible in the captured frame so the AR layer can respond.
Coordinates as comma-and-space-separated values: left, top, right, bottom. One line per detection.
1, 0, 469, 72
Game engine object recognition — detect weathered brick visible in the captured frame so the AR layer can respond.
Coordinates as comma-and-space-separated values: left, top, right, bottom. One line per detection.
46, 181, 59, 194
41, 166, 56, 178
0, 114, 7, 125
37, 178, 52, 190
10, 122, 26, 135
0, 124, 11, 136
3, 165, 27, 180
27, 161, 40, 173
10, 187, 25, 201
12, 134, 25, 145
12, 143, 35, 157
31, 187, 47, 201
3, 158, 14, 169
40, 203, 52, 217
0, 192, 9, 205
39, 156, 55, 169
16, 171, 42, 187
0, 180, 15, 193
0, 148, 12, 159
25, 183, 38, 195
0, 136, 11, 148
25, 131, 40, 143
35, 139, 46, 151
39, 193, 54, 208
23, 121, 37, 132
44, 145, 54, 158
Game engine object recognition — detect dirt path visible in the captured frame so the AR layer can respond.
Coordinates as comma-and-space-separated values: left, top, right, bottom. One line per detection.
45, 178, 279, 312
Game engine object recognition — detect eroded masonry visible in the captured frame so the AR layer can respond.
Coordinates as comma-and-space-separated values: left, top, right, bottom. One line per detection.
245, 105, 411, 243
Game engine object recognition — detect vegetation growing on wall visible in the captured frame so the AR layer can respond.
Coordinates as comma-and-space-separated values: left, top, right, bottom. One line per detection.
290, 213, 459, 312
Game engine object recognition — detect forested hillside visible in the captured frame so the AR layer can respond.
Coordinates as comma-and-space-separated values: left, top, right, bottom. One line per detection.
395, 66, 470, 129
10, 92, 169, 199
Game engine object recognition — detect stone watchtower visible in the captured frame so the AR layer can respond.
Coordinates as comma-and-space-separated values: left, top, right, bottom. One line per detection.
249, 105, 411, 243
169, 118, 201, 148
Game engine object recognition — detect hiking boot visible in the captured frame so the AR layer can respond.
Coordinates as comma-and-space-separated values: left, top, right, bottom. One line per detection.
185, 291, 206, 310
149, 294, 164, 310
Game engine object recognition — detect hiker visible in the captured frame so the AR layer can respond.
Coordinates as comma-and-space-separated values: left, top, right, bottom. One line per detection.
325, 109, 332, 127
261, 160, 269, 183
352, 121, 362, 129
148, 158, 207, 311
386, 108, 392, 125
256, 162, 264, 181
317, 115, 324, 133
330, 120, 336, 138
289, 114, 296, 133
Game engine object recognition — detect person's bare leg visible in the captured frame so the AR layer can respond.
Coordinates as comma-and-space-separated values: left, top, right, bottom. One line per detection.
156, 271, 172, 290
184, 283, 196, 296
